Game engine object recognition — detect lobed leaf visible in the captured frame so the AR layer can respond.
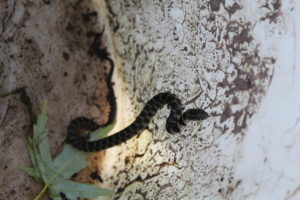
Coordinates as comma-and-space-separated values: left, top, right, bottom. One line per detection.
22, 167, 41, 181
53, 144, 88, 179
24, 101, 115, 200
35, 102, 52, 164
27, 137, 40, 174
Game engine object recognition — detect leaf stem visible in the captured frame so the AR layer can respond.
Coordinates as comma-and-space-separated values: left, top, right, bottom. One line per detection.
34, 184, 49, 200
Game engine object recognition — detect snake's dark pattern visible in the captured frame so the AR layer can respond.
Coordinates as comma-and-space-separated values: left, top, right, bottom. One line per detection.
67, 92, 209, 152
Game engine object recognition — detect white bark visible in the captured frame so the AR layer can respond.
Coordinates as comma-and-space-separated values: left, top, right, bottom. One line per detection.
100, 0, 300, 199
1, 0, 299, 200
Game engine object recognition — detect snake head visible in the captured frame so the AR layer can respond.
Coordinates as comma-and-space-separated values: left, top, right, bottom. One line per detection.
185, 109, 209, 120
179, 109, 209, 125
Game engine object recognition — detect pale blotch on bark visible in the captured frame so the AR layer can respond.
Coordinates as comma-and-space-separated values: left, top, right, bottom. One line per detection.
100, 0, 299, 200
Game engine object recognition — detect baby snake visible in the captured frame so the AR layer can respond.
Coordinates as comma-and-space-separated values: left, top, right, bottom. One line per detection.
66, 92, 209, 152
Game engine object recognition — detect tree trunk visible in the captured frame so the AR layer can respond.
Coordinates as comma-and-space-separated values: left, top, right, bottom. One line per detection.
103, 0, 300, 199
1, 0, 299, 200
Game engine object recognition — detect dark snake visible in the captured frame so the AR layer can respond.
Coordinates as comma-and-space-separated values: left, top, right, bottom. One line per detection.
67, 30, 209, 152
66, 92, 209, 152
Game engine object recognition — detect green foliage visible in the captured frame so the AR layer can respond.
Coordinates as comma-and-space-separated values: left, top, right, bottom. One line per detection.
88, 122, 115, 141
23, 102, 115, 200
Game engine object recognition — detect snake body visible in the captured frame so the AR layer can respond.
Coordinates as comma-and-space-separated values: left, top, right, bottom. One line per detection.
67, 92, 209, 152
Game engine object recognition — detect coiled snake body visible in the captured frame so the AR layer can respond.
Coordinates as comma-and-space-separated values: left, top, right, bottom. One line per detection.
67, 92, 209, 152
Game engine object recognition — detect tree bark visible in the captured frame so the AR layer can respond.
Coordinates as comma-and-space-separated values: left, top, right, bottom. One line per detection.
0, 0, 113, 199
1, 0, 300, 200
102, 0, 300, 200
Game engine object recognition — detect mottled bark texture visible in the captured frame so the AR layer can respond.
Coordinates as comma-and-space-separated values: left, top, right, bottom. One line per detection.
99, 0, 281, 199
1, 0, 296, 200
0, 0, 113, 199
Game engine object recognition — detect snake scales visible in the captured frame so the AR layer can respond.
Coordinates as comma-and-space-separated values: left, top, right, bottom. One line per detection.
67, 31, 209, 152
66, 92, 209, 152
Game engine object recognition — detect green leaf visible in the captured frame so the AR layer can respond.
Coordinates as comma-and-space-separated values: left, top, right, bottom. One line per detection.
27, 137, 40, 174
52, 144, 88, 179
30, 134, 54, 183
88, 123, 115, 141
50, 179, 115, 199
49, 195, 62, 200
24, 102, 115, 200
22, 167, 41, 181
48, 188, 62, 200
35, 102, 52, 164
